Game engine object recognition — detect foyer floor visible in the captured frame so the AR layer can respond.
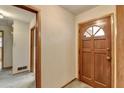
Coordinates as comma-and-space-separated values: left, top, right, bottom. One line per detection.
0, 69, 35, 88
64, 79, 92, 88
0, 68, 92, 88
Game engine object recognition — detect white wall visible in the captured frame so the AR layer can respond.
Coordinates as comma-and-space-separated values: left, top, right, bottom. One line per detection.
75, 5, 117, 87
29, 16, 36, 29
13, 20, 30, 74
33, 5, 117, 88
35, 5, 76, 88
0, 25, 13, 68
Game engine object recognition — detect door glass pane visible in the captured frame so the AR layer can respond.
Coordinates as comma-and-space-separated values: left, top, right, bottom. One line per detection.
83, 32, 91, 38
93, 26, 100, 35
86, 27, 92, 35
95, 29, 105, 37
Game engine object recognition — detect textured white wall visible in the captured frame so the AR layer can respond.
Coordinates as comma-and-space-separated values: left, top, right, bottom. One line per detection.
29, 16, 36, 29
35, 5, 76, 88
13, 20, 30, 74
0, 25, 13, 68
33, 5, 117, 88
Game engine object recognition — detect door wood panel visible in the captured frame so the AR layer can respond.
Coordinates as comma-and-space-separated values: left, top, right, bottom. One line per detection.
82, 52, 92, 78
79, 16, 111, 88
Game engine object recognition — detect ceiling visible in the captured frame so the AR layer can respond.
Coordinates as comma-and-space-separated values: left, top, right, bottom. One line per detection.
61, 5, 97, 15
0, 5, 36, 23
0, 5, 97, 22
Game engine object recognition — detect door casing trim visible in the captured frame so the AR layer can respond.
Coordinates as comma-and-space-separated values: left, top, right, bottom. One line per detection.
30, 26, 35, 72
0, 31, 4, 69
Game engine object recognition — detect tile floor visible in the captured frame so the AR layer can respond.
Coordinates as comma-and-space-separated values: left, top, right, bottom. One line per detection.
0, 69, 35, 88
64, 79, 92, 88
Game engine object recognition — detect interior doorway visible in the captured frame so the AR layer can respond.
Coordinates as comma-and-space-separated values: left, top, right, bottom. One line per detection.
0, 31, 3, 71
0, 5, 41, 88
78, 16, 111, 88
14, 5, 41, 88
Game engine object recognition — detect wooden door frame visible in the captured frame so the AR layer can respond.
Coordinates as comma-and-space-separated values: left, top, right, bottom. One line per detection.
0, 31, 4, 69
13, 5, 41, 88
30, 26, 35, 72
116, 5, 124, 88
78, 14, 115, 88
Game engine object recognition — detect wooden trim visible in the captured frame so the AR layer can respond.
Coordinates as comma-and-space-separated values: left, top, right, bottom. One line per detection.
110, 14, 116, 88
1, 31, 3, 69
13, 5, 42, 88
78, 27, 81, 81
78, 14, 114, 88
61, 78, 76, 88
0, 31, 4, 69
116, 5, 124, 88
14, 5, 38, 13
35, 9, 42, 88
30, 26, 35, 72
79, 13, 114, 26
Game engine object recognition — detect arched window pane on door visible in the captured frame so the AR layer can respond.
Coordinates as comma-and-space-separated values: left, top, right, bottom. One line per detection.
93, 26, 100, 35
83, 32, 91, 38
86, 27, 92, 35
83, 26, 105, 38
94, 29, 105, 37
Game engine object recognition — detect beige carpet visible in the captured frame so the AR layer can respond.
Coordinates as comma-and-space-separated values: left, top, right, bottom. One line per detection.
0, 69, 91, 88
0, 69, 35, 88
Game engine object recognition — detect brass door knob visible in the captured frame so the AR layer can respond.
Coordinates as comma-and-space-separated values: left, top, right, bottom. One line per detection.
106, 56, 111, 60
107, 48, 110, 51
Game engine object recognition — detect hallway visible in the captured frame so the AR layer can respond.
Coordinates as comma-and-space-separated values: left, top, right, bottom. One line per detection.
0, 69, 35, 88
0, 5, 118, 88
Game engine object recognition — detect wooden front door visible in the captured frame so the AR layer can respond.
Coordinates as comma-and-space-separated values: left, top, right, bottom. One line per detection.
79, 16, 111, 88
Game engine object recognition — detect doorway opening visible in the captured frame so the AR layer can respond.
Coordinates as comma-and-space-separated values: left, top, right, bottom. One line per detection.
0, 5, 41, 88
13, 5, 41, 88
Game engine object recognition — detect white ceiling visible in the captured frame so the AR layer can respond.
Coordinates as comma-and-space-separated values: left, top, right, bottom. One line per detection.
61, 5, 97, 15
0, 5, 36, 23
0, 5, 97, 22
